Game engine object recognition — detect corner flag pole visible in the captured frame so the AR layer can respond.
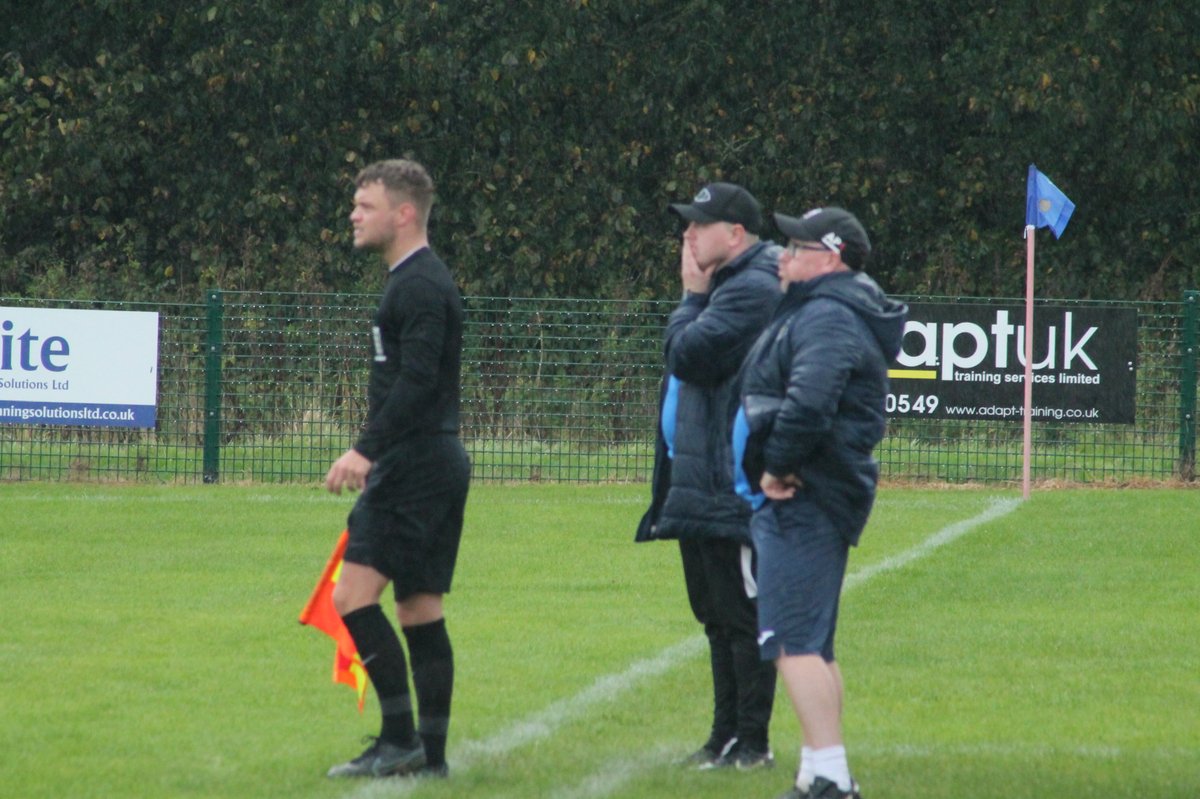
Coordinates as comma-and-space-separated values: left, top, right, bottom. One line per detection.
1022, 164, 1074, 500
1022, 225, 1035, 500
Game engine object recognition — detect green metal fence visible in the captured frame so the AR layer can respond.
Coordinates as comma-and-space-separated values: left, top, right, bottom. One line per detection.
1, 290, 1196, 485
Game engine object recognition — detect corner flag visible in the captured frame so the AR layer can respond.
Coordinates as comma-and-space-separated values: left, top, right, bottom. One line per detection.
1025, 165, 1075, 238
1020, 164, 1077, 500
299, 530, 367, 711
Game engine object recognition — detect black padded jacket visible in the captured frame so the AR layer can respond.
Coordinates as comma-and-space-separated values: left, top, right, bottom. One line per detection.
739, 270, 907, 545
635, 241, 782, 544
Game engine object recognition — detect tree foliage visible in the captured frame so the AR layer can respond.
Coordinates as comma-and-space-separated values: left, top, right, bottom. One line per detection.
2, 0, 1198, 302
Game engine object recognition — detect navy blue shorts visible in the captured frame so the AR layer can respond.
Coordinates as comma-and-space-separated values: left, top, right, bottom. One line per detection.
751, 496, 848, 662
345, 435, 470, 601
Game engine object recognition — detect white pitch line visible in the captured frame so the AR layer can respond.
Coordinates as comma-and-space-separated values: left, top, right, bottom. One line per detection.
844, 496, 1023, 590
343, 496, 1021, 799
856, 742, 1200, 760
548, 744, 680, 799
342, 639, 707, 799
454, 636, 707, 763
860, 742, 1126, 759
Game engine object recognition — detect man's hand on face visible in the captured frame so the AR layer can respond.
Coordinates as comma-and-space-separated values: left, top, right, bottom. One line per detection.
681, 240, 714, 295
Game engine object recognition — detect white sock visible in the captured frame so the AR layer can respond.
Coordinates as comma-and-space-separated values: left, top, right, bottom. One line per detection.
810, 745, 852, 791
796, 746, 814, 790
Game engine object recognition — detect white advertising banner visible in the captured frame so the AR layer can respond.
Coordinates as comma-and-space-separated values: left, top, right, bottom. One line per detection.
0, 306, 160, 428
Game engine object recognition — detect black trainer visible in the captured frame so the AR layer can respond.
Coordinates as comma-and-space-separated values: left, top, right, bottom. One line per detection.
805, 776, 863, 798
682, 735, 736, 768
730, 741, 775, 771
415, 762, 449, 779
704, 739, 774, 771
326, 736, 427, 778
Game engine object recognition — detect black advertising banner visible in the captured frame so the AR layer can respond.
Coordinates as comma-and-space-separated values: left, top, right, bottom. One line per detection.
887, 303, 1137, 424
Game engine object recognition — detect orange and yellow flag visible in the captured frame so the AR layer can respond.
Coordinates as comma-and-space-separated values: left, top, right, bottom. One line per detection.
299, 530, 368, 711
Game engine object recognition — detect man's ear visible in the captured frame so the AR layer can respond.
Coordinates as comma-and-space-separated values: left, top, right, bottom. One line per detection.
728, 223, 746, 247
393, 200, 417, 229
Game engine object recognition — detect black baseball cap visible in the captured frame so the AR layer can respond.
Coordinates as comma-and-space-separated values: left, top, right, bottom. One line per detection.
669, 182, 763, 234
774, 206, 871, 270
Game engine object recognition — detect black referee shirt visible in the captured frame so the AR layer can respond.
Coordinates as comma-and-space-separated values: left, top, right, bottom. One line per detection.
354, 247, 463, 461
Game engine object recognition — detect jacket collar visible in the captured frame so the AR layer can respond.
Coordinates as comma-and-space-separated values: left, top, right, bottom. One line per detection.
713, 240, 769, 288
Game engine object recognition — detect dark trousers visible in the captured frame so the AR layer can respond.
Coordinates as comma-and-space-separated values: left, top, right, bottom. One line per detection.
679, 537, 776, 750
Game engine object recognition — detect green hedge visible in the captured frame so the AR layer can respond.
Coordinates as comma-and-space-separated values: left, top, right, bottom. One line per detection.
3, 1, 1198, 302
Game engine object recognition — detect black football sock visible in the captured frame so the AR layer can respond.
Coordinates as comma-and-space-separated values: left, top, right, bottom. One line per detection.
403, 618, 454, 767
341, 604, 418, 748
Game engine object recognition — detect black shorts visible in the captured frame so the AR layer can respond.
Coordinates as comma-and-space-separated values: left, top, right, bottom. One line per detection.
345, 435, 470, 601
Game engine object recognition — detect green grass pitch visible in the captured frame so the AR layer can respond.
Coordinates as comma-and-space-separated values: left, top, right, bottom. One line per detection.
1, 482, 1197, 798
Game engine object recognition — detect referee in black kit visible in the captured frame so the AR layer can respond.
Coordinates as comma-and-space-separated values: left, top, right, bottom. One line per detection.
324, 159, 470, 780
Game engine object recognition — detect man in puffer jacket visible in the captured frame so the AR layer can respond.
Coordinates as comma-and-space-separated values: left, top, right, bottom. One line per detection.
737, 207, 907, 799
636, 182, 782, 771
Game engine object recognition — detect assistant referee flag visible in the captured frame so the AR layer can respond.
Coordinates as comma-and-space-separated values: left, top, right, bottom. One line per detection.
299, 530, 368, 711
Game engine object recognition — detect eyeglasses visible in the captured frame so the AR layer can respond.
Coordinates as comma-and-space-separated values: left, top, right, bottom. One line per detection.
785, 242, 830, 257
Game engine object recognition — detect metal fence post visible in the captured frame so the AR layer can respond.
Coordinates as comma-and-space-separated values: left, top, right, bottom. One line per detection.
203, 290, 224, 483
1181, 290, 1198, 481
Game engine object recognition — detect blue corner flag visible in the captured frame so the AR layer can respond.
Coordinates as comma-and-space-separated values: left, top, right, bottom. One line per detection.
1025, 165, 1075, 238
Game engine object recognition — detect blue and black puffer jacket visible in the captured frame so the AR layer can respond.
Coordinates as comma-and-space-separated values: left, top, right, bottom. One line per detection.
738, 270, 907, 545
635, 240, 782, 544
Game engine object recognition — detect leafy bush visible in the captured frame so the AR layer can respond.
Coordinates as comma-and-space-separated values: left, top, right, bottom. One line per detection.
3, 1, 1198, 302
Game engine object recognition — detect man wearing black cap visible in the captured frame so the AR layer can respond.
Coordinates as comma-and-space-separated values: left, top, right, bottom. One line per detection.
736, 207, 907, 799
637, 182, 782, 771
